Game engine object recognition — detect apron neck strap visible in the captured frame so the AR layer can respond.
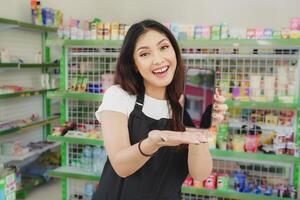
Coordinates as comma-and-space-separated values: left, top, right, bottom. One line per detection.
134, 93, 145, 111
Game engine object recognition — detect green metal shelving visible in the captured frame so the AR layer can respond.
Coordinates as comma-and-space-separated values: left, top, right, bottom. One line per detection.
48, 166, 100, 182
225, 99, 299, 110
0, 63, 59, 69
181, 187, 294, 200
210, 149, 300, 163
0, 116, 59, 137
48, 135, 103, 146
0, 17, 57, 32
47, 37, 300, 200
45, 38, 300, 48
47, 90, 103, 101
0, 88, 58, 99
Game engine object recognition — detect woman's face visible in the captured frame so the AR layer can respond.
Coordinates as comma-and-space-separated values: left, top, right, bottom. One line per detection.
133, 30, 177, 91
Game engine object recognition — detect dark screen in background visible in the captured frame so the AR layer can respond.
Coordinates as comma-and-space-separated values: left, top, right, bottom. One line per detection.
183, 68, 215, 129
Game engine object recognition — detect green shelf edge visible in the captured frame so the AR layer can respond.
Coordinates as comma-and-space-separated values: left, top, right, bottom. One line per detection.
225, 99, 299, 110
0, 63, 60, 68
181, 187, 293, 200
0, 88, 58, 99
46, 38, 300, 48
210, 149, 300, 163
0, 17, 57, 32
47, 91, 103, 101
47, 169, 296, 200
48, 135, 103, 146
0, 116, 59, 136
48, 168, 100, 182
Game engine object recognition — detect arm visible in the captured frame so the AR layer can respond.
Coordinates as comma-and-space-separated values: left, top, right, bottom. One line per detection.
188, 143, 213, 181
100, 110, 159, 178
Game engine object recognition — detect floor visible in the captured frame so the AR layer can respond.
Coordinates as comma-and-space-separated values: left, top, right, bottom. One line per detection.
23, 178, 61, 200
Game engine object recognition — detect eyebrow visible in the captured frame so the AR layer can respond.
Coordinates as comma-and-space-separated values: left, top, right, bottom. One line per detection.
136, 38, 169, 51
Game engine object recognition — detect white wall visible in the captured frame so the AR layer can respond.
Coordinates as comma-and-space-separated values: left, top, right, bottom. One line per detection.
0, 0, 300, 29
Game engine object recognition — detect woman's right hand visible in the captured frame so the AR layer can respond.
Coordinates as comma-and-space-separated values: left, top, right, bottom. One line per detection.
147, 130, 207, 147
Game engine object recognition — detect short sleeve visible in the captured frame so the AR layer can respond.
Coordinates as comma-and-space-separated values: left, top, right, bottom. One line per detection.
95, 85, 131, 122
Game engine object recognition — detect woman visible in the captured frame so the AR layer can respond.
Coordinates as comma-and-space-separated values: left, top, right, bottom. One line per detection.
93, 19, 227, 200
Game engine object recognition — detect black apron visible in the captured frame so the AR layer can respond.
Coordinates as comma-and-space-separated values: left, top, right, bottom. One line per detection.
93, 93, 188, 200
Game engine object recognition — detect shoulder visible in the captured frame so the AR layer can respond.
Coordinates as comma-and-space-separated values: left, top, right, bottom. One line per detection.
95, 85, 136, 120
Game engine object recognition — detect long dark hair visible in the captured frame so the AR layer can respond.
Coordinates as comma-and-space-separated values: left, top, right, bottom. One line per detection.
114, 19, 185, 132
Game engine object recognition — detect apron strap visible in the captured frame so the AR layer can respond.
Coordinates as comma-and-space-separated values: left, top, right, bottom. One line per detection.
134, 93, 145, 111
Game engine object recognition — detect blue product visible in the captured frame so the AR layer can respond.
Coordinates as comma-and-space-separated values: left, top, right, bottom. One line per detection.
42, 8, 47, 25
254, 185, 262, 194
84, 182, 95, 200
93, 146, 106, 175
234, 171, 246, 192
82, 146, 93, 172
264, 186, 273, 196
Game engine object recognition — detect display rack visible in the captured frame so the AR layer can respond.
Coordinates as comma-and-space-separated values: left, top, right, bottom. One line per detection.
0, 17, 59, 198
47, 38, 300, 200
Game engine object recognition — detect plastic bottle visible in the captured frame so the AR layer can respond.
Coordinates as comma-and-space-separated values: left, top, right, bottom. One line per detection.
84, 182, 95, 200
93, 146, 106, 175
82, 146, 93, 172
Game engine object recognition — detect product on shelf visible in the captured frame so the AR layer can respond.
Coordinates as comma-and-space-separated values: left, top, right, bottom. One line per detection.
0, 168, 16, 200
31, 0, 63, 27
0, 114, 40, 132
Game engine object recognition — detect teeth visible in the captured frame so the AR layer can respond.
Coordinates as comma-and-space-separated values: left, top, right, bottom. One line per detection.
153, 66, 168, 73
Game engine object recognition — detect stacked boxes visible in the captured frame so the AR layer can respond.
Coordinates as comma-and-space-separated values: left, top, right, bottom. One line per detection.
0, 169, 16, 200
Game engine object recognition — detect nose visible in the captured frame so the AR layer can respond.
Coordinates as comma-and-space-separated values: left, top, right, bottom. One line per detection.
153, 52, 164, 66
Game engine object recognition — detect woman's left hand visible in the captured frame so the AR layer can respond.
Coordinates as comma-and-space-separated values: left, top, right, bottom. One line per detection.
212, 88, 228, 125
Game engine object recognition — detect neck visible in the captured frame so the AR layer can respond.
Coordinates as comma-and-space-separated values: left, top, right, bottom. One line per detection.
145, 85, 166, 100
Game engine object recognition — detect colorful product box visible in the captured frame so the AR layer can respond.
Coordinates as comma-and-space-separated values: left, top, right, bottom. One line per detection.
194, 25, 203, 39
170, 23, 179, 39
263, 28, 273, 39
246, 28, 256, 39
211, 25, 221, 40
202, 25, 211, 39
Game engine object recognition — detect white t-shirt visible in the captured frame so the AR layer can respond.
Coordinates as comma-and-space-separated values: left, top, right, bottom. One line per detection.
95, 85, 171, 122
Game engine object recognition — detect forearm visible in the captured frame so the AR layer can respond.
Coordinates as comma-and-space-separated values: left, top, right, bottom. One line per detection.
110, 138, 159, 178
188, 143, 213, 181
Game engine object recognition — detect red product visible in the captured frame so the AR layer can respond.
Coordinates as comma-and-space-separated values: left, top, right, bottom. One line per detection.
183, 177, 193, 186
204, 173, 217, 190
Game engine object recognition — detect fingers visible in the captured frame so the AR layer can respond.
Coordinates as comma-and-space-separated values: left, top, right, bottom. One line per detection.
213, 103, 228, 113
179, 94, 184, 107
160, 130, 208, 145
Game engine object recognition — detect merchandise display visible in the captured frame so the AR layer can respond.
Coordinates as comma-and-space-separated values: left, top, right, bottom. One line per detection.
1, 2, 300, 199
57, 17, 300, 40
0, 168, 16, 200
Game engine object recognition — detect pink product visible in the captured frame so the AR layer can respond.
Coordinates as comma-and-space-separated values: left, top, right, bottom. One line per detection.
202, 26, 211, 39
290, 17, 300, 30
183, 177, 193, 186
255, 28, 264, 39
245, 134, 259, 153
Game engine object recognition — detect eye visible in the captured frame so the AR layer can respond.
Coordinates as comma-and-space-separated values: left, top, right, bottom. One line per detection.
161, 45, 170, 50
140, 52, 150, 57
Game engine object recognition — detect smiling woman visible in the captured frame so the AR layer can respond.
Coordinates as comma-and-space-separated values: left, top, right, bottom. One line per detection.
93, 19, 227, 200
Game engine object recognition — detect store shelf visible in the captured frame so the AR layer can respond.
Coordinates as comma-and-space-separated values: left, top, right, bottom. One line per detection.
48, 166, 100, 181
0, 88, 58, 99
179, 39, 300, 48
210, 149, 300, 164
228, 120, 294, 131
46, 38, 123, 47
181, 186, 293, 200
0, 17, 57, 32
45, 38, 300, 48
225, 100, 299, 110
48, 135, 103, 146
0, 142, 60, 163
0, 116, 59, 137
47, 90, 103, 101
0, 63, 59, 68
